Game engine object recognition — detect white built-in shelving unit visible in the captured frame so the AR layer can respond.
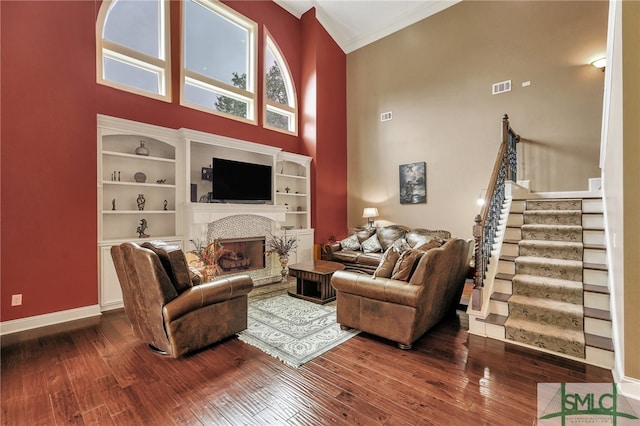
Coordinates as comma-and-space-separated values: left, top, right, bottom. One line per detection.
97, 115, 313, 310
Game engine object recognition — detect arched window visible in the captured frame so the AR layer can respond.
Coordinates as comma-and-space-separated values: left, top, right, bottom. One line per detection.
96, 0, 170, 100
264, 32, 297, 134
182, 0, 257, 123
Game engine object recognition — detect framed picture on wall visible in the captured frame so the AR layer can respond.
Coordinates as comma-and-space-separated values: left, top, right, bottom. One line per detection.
399, 162, 426, 204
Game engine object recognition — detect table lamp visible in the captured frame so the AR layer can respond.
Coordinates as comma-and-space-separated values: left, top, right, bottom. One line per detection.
362, 207, 379, 228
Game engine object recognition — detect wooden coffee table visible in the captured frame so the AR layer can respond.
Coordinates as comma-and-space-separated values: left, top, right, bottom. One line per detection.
287, 260, 345, 304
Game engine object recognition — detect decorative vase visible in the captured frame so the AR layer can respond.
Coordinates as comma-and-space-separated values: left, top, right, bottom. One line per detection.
202, 265, 217, 282
278, 254, 289, 282
135, 141, 150, 156
137, 194, 145, 210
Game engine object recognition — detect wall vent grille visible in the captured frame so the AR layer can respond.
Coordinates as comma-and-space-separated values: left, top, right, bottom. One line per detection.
492, 80, 512, 95
380, 111, 392, 122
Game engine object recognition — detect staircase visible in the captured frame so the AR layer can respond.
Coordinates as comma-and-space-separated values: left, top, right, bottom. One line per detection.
478, 195, 614, 368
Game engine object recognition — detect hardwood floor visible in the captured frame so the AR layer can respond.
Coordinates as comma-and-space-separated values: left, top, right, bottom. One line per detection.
1, 305, 612, 425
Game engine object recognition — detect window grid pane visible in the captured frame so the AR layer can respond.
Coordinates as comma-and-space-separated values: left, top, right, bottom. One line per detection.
266, 109, 290, 131
185, 80, 250, 119
104, 56, 161, 95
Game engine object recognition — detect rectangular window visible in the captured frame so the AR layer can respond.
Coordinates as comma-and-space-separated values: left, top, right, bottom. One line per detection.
182, 0, 256, 123
104, 54, 163, 95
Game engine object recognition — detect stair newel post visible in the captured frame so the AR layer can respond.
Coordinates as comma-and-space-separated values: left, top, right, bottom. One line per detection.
472, 214, 484, 310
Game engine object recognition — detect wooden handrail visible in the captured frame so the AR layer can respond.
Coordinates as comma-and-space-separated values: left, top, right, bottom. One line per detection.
472, 114, 519, 310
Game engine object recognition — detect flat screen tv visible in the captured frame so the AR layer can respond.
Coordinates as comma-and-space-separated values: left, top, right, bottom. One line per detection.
211, 157, 272, 203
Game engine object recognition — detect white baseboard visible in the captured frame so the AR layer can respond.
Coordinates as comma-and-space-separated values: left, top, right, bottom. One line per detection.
619, 379, 640, 401
0, 305, 101, 336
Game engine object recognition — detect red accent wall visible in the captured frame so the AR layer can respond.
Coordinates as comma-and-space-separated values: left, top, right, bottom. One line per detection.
0, 0, 347, 322
300, 9, 348, 243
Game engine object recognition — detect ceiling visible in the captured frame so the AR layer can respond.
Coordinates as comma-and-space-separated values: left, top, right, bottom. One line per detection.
274, 0, 461, 53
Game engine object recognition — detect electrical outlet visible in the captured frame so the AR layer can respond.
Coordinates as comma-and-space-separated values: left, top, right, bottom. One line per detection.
11, 294, 22, 306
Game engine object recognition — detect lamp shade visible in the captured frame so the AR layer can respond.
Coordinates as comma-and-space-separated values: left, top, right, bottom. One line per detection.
362, 207, 379, 218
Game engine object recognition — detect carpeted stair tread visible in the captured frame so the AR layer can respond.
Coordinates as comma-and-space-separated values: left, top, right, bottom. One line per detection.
518, 240, 583, 261
523, 210, 582, 226
507, 295, 583, 333
505, 317, 585, 358
512, 274, 582, 304
520, 224, 583, 242
508, 294, 583, 330
525, 199, 581, 211
508, 294, 583, 316
516, 256, 583, 281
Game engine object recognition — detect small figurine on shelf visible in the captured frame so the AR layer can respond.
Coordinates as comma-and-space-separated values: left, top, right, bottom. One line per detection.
156, 179, 166, 184
136, 219, 149, 238
163, 200, 168, 211
285, 186, 290, 193
112, 198, 116, 211
136, 194, 145, 211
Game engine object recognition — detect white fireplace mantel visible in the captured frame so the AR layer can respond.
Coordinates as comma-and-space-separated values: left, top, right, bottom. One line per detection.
183, 202, 287, 225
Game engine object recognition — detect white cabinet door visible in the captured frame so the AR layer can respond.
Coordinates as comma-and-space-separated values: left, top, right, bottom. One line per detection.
295, 230, 314, 263
99, 246, 123, 311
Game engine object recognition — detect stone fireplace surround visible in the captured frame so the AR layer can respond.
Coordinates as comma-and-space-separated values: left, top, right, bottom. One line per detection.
184, 203, 288, 286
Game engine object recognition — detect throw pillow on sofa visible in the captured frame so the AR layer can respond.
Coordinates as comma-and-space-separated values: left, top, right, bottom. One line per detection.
390, 249, 425, 281
373, 237, 413, 278
373, 245, 401, 278
415, 239, 442, 252
354, 227, 376, 242
361, 234, 383, 253
340, 233, 361, 251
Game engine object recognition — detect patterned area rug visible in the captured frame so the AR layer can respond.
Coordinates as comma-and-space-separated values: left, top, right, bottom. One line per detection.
238, 285, 359, 368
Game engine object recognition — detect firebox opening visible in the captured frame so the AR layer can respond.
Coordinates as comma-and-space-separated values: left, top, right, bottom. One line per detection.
217, 237, 266, 275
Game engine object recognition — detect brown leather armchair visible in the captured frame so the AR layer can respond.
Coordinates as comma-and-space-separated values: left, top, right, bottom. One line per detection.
331, 238, 472, 349
110, 241, 254, 358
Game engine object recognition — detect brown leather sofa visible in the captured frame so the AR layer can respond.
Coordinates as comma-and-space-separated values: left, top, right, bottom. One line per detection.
323, 225, 451, 274
330, 238, 472, 349
111, 241, 254, 358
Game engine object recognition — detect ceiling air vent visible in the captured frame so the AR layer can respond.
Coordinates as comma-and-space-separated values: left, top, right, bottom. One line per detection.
492, 80, 511, 95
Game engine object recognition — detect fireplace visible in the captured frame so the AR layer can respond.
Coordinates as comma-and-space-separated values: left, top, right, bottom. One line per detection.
216, 237, 265, 275
183, 206, 287, 285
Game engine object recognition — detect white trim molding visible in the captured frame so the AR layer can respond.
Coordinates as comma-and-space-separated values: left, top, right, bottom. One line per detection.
0, 305, 101, 336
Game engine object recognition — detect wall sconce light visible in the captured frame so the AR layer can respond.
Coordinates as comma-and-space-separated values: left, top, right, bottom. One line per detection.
591, 57, 606, 71
362, 207, 379, 228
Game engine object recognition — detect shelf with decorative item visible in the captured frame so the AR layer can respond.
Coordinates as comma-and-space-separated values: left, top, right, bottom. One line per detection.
275, 172, 306, 180
102, 181, 176, 188
102, 210, 175, 214
275, 192, 307, 198
102, 150, 176, 163
101, 212, 176, 241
